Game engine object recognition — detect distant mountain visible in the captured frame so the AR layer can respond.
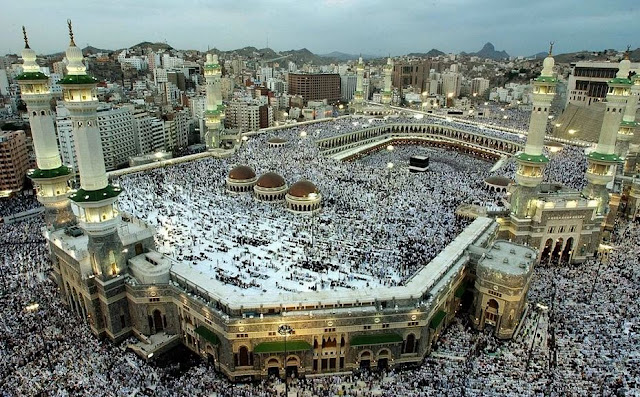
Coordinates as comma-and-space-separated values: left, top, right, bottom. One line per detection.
466, 42, 509, 60
529, 52, 548, 59
321, 51, 358, 61
130, 41, 173, 51
407, 49, 445, 57
82, 46, 112, 55
319, 52, 380, 61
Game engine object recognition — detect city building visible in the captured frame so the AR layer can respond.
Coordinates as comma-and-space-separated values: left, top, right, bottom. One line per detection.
392, 60, 430, 92
163, 110, 190, 151
471, 77, 490, 97
340, 73, 357, 102
57, 105, 138, 172
566, 60, 640, 108
287, 73, 340, 104
97, 106, 137, 170
132, 109, 166, 154
0, 129, 29, 194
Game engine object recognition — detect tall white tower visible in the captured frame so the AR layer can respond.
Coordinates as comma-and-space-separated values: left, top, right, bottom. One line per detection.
583, 53, 632, 215
615, 50, 638, 162
60, 20, 125, 280
16, 27, 75, 229
511, 43, 557, 218
203, 53, 225, 149
351, 56, 365, 113
381, 57, 393, 107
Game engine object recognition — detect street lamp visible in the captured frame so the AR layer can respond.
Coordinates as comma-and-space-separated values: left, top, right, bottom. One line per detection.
387, 162, 394, 184
386, 144, 394, 153
25, 303, 53, 372
278, 324, 293, 395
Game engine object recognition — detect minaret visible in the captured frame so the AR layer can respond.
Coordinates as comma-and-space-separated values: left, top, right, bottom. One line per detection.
583, 53, 632, 215
203, 53, 225, 148
381, 56, 394, 108
60, 20, 124, 280
16, 27, 75, 230
615, 49, 638, 163
510, 43, 557, 218
351, 56, 365, 113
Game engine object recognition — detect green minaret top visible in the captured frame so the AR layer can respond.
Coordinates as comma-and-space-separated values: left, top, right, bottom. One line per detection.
15, 26, 48, 81
59, 19, 98, 85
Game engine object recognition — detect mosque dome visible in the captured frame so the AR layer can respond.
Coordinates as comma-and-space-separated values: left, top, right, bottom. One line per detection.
256, 172, 286, 189
228, 165, 256, 181
288, 180, 319, 198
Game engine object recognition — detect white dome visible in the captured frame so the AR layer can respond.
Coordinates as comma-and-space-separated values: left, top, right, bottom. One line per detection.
21, 47, 39, 73
616, 58, 631, 79
541, 55, 555, 77
65, 44, 86, 75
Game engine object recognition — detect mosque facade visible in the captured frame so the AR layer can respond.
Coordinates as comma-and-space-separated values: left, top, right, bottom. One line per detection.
19, 26, 578, 381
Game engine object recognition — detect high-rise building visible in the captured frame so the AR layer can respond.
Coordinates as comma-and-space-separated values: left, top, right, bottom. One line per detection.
471, 78, 490, 97
340, 73, 357, 101
225, 100, 262, 131
57, 105, 138, 171
164, 110, 189, 151
0, 130, 29, 193
392, 60, 430, 92
566, 61, 639, 108
287, 73, 340, 104
55, 107, 76, 171
0, 69, 10, 96
442, 72, 462, 98
97, 106, 137, 170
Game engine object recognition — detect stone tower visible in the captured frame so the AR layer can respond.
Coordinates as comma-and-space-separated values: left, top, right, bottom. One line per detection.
510, 43, 557, 218
59, 20, 125, 280
381, 57, 394, 107
583, 53, 632, 215
351, 56, 365, 113
615, 50, 638, 163
203, 53, 225, 148
16, 27, 75, 230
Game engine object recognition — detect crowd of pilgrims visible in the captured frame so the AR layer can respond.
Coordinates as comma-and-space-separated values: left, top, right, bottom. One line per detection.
1, 210, 638, 396
1, 115, 624, 396
116, 124, 502, 294
116, 116, 588, 295
0, 194, 40, 218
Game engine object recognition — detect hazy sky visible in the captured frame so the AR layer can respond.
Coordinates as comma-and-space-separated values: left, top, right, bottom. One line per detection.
1, 0, 639, 56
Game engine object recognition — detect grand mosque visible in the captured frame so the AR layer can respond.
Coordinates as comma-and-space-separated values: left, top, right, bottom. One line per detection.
16, 21, 638, 381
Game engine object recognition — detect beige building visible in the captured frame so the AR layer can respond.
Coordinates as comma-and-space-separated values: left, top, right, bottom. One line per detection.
0, 130, 29, 194
472, 240, 535, 339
